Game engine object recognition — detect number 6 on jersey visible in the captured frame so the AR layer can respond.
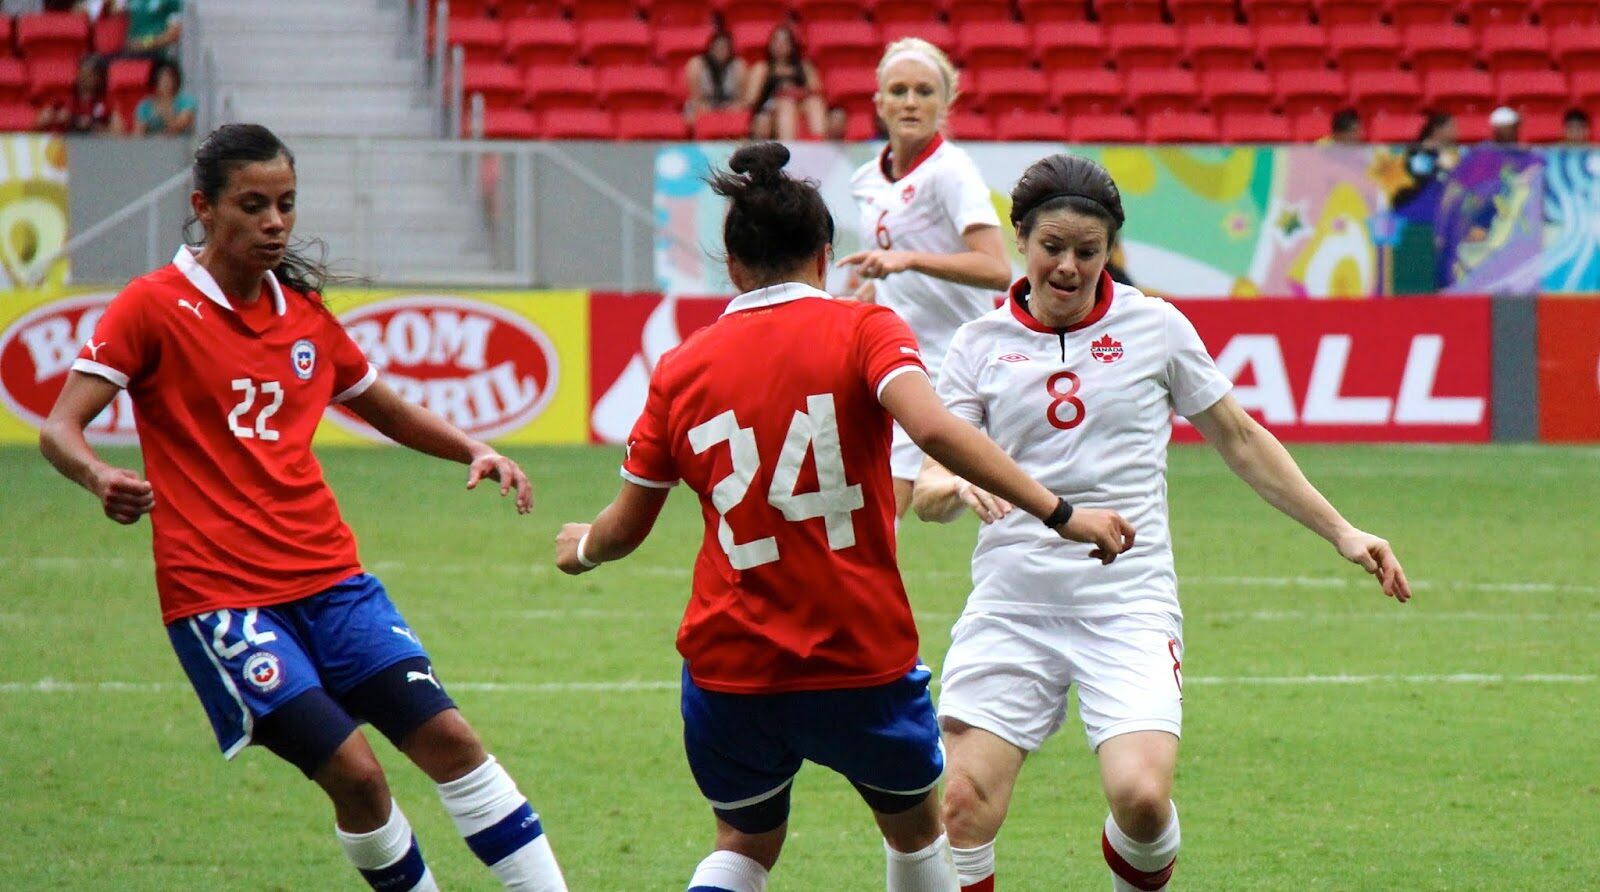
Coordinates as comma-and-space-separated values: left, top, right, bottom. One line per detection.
688, 393, 865, 570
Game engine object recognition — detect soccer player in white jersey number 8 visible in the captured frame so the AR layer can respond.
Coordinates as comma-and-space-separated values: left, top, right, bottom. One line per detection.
914, 154, 1414, 892
553, 143, 1134, 892
839, 38, 1012, 519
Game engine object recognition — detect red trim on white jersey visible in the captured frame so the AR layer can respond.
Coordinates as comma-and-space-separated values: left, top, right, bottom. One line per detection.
878, 132, 946, 183
1006, 270, 1117, 334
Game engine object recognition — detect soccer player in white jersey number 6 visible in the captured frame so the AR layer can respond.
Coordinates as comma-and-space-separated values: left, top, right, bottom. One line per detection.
839, 38, 1012, 518
914, 154, 1414, 892
553, 143, 1133, 892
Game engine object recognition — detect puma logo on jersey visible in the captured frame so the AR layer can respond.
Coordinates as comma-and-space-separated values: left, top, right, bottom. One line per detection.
899, 346, 921, 358
85, 340, 107, 360
178, 299, 205, 319
391, 625, 417, 643
406, 666, 442, 689
997, 352, 1031, 363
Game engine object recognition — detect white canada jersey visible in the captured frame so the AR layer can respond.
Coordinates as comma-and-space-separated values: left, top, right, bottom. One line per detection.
850, 134, 1001, 381
937, 273, 1233, 617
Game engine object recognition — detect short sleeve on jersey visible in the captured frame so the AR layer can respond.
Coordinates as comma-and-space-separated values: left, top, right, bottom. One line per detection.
854, 305, 928, 400
1163, 302, 1232, 418
71, 287, 153, 388
940, 151, 1002, 235
620, 363, 679, 488
934, 325, 984, 426
324, 312, 377, 404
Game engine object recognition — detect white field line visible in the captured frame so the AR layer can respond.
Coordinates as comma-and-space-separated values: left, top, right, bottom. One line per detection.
2, 674, 1594, 696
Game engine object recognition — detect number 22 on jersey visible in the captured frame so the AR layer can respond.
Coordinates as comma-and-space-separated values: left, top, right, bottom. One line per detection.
688, 393, 865, 571
227, 378, 284, 441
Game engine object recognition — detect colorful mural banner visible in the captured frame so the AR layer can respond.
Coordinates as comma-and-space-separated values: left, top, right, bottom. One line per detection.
0, 134, 71, 291
655, 143, 1600, 299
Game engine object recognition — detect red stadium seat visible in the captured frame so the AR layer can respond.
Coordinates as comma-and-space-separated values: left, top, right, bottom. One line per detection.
838, 108, 879, 139
1219, 110, 1292, 141
1050, 67, 1125, 114
15, 12, 89, 64
524, 64, 598, 112
1256, 24, 1327, 73
106, 56, 151, 114
1455, 113, 1491, 141
0, 102, 36, 132
1422, 69, 1495, 116
1145, 111, 1221, 141
728, 21, 775, 63
540, 108, 616, 138
807, 21, 881, 70
1288, 108, 1331, 140
949, 0, 1016, 24
1329, 24, 1403, 73
1404, 25, 1476, 77
655, 26, 714, 72
994, 110, 1066, 140
449, 18, 507, 65
1095, 0, 1166, 26
645, 0, 716, 27
1552, 29, 1600, 74
1276, 68, 1347, 115
1498, 70, 1571, 115
1313, 0, 1384, 25
1388, 0, 1457, 27
956, 22, 1034, 70
691, 107, 752, 138
598, 65, 676, 111
975, 67, 1051, 114
1018, 0, 1094, 22
478, 108, 538, 139
462, 64, 526, 110
1366, 109, 1422, 141
945, 109, 995, 140
446, 0, 495, 19
506, 19, 579, 67
567, 0, 638, 23
1347, 69, 1422, 114
879, 22, 956, 52
1203, 70, 1275, 114
26, 58, 76, 105
1167, 0, 1239, 25
1571, 70, 1600, 106
1240, 0, 1313, 24
500, 0, 569, 18
1107, 24, 1183, 71
721, 0, 793, 28
1186, 25, 1257, 75
1032, 23, 1108, 70
821, 65, 878, 114
1065, 112, 1142, 142
1519, 110, 1564, 141
92, 12, 128, 56
616, 109, 691, 139
581, 20, 653, 67
1126, 68, 1200, 115
1465, 0, 1532, 29
874, 0, 948, 24
1481, 27, 1552, 73
794, 0, 867, 24
0, 59, 28, 96
1534, 0, 1600, 27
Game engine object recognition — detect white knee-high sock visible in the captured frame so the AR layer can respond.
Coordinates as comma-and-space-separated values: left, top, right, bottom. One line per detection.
951, 840, 996, 889
885, 833, 959, 892
437, 755, 567, 891
335, 799, 439, 892
1103, 803, 1180, 892
686, 849, 769, 892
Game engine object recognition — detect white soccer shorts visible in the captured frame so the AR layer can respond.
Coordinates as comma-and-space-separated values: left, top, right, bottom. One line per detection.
937, 610, 1184, 752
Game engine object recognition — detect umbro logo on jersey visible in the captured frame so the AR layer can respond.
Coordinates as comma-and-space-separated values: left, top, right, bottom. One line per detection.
901, 183, 916, 204
997, 353, 1031, 363
1090, 335, 1124, 364
177, 299, 205, 319
85, 340, 106, 360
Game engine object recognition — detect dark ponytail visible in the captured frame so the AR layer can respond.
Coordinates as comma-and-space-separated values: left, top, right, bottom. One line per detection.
707, 141, 834, 278
188, 123, 333, 297
1009, 154, 1126, 241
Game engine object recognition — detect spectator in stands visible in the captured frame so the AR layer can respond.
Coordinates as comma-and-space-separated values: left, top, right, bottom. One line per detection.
1393, 112, 1458, 211
36, 55, 120, 135
743, 24, 829, 141
119, 0, 182, 60
1562, 108, 1591, 146
134, 58, 196, 137
684, 30, 747, 128
1317, 108, 1363, 146
1488, 106, 1521, 145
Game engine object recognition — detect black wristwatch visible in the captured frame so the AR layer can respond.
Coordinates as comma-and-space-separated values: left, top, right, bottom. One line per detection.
1042, 497, 1073, 529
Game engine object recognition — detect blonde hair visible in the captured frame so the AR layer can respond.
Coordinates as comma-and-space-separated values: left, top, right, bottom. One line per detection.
875, 37, 960, 107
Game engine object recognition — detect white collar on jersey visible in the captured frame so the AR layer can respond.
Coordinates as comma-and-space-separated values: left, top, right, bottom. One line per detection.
721, 281, 832, 316
172, 246, 287, 316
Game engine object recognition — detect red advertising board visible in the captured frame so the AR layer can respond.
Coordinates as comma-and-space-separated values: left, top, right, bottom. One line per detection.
1172, 298, 1492, 443
588, 293, 729, 443
1538, 297, 1600, 442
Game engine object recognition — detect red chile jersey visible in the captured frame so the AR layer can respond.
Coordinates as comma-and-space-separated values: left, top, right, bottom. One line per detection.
72, 248, 377, 623
622, 283, 928, 694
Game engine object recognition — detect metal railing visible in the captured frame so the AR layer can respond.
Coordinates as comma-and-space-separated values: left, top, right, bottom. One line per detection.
24, 168, 191, 289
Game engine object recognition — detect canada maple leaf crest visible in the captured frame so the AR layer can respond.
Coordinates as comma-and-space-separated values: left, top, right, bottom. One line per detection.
1089, 334, 1123, 363
901, 183, 916, 203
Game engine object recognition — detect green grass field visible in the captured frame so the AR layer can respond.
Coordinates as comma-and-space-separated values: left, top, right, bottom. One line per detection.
2, 443, 1597, 890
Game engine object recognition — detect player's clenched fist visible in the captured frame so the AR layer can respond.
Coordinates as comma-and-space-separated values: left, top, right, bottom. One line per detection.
91, 466, 155, 525
554, 522, 594, 575
1054, 507, 1136, 565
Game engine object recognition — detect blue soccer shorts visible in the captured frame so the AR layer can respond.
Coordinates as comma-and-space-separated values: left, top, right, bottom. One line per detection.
680, 662, 944, 830
167, 573, 452, 762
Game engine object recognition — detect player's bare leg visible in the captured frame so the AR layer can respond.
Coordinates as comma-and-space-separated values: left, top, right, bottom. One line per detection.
1096, 731, 1180, 892
940, 719, 1027, 891
317, 730, 440, 892
403, 709, 569, 891
871, 790, 960, 891
894, 478, 915, 519
687, 818, 786, 891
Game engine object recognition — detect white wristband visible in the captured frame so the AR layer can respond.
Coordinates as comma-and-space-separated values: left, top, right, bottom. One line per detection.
575, 532, 599, 569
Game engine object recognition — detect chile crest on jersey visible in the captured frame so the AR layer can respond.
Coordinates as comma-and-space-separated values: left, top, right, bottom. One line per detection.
290, 338, 316, 380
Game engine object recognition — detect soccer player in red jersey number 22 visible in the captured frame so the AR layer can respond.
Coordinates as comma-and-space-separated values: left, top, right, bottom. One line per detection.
40, 124, 568, 892
554, 142, 1135, 892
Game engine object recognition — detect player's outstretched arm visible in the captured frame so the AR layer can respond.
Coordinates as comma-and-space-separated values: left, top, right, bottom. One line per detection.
555, 482, 670, 575
40, 371, 155, 525
836, 225, 1011, 290
343, 379, 532, 514
911, 456, 1014, 524
1188, 394, 1411, 602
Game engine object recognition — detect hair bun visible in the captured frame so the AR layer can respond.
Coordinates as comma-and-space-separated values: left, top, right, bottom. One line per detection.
728, 142, 791, 181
